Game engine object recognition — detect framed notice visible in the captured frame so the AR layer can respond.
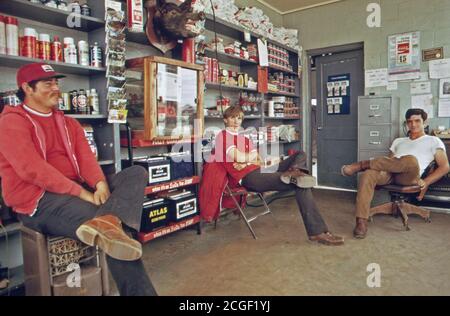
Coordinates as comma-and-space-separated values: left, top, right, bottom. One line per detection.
388, 31, 421, 81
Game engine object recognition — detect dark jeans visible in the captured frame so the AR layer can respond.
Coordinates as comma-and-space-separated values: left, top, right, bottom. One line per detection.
241, 152, 329, 236
19, 165, 157, 296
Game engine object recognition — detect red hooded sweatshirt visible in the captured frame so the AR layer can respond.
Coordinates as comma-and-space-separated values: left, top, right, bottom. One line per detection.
0, 105, 106, 215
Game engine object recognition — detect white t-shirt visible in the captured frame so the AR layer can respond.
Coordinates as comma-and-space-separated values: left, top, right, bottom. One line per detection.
390, 135, 446, 176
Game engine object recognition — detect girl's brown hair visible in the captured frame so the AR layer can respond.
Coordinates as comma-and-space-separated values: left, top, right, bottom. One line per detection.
223, 105, 244, 119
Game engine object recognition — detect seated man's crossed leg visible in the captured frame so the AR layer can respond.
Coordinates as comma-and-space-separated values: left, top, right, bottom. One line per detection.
342, 155, 421, 238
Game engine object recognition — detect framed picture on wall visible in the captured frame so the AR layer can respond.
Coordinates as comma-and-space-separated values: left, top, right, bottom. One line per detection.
439, 78, 450, 99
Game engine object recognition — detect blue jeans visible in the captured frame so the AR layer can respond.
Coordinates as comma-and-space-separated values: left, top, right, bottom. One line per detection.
242, 152, 329, 236
19, 165, 157, 296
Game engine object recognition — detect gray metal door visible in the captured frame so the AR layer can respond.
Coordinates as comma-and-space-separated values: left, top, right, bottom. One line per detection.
316, 49, 364, 189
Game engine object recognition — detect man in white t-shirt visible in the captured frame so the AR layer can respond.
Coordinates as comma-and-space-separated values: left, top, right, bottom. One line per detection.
341, 109, 449, 239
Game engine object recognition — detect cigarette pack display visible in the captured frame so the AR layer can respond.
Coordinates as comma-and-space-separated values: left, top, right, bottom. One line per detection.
134, 157, 171, 184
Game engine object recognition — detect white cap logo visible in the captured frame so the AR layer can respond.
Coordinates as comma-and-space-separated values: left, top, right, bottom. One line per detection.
42, 65, 55, 72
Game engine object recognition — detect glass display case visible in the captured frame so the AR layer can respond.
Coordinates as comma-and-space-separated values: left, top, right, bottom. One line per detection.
125, 56, 204, 141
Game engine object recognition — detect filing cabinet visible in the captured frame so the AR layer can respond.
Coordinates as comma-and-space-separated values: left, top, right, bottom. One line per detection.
358, 96, 400, 161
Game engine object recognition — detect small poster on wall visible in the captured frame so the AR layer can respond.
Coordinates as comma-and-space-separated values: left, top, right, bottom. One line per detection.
388, 31, 421, 81
439, 78, 450, 99
326, 74, 350, 115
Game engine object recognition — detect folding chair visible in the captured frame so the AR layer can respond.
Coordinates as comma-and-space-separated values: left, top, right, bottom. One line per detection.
216, 184, 273, 239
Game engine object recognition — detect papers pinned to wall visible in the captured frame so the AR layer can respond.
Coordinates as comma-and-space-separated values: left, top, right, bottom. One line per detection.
429, 59, 450, 79
411, 94, 434, 118
365, 68, 388, 88
438, 99, 450, 117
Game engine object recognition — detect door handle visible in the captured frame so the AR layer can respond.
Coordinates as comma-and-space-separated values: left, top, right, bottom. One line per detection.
369, 114, 381, 118
369, 141, 381, 145
317, 127, 323, 131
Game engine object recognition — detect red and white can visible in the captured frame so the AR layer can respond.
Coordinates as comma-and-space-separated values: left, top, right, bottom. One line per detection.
38, 33, 51, 60
21, 27, 37, 58
181, 38, 195, 64
50, 36, 63, 62
0, 15, 6, 55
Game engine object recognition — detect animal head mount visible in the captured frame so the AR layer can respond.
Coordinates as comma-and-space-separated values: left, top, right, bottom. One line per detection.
145, 0, 205, 54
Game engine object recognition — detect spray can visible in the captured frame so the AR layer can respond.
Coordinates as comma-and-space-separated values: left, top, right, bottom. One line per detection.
0, 15, 6, 55
77, 40, 89, 66
90, 88, 99, 114
63, 37, 77, 64
21, 27, 37, 58
181, 38, 195, 64
50, 36, 63, 62
38, 33, 51, 60
90, 42, 102, 67
5, 16, 19, 56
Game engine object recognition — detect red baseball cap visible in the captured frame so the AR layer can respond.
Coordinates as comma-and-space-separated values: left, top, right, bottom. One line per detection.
17, 63, 66, 88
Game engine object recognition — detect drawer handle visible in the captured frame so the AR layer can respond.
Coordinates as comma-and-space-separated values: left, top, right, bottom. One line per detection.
369, 141, 381, 145
369, 114, 381, 118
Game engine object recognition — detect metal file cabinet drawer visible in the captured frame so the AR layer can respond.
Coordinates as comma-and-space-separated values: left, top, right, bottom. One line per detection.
358, 150, 391, 162
359, 126, 391, 151
359, 98, 392, 125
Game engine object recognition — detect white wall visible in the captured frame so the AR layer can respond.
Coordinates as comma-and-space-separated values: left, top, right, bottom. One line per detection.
283, 0, 450, 130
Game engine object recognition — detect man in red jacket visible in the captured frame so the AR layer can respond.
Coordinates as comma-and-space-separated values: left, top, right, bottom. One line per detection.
0, 63, 156, 296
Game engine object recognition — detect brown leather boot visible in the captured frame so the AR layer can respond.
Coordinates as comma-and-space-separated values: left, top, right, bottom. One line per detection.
309, 232, 345, 246
76, 215, 142, 261
353, 217, 368, 239
280, 170, 317, 188
341, 160, 370, 177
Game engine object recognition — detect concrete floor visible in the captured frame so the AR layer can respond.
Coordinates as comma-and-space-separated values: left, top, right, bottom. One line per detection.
134, 189, 450, 296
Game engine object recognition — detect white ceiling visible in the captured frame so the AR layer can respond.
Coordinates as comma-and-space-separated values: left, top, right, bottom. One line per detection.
256, 0, 344, 14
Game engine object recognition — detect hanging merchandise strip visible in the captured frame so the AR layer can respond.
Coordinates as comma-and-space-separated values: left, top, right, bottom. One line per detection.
127, 0, 144, 33
105, 0, 128, 124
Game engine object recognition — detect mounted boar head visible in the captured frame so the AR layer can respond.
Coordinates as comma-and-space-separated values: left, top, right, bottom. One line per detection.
145, 0, 205, 54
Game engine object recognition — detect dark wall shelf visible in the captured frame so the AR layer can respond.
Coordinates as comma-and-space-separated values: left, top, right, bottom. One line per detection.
0, 54, 106, 76
67, 114, 108, 119
264, 116, 301, 120
0, 0, 105, 32
204, 48, 258, 66
267, 91, 298, 97
268, 65, 298, 75
206, 82, 257, 93
125, 31, 150, 46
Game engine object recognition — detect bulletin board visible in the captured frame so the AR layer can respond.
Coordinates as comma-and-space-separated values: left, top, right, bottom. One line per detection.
326, 74, 350, 115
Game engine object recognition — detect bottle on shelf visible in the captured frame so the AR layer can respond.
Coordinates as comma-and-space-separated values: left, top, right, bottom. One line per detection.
90, 42, 103, 67
50, 35, 63, 62
77, 40, 89, 66
0, 15, 6, 55
38, 33, 51, 60
77, 89, 89, 114
90, 88, 100, 114
5, 16, 19, 56
63, 37, 77, 64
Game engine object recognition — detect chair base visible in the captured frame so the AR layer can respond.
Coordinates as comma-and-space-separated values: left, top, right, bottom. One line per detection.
369, 201, 431, 231
216, 188, 273, 239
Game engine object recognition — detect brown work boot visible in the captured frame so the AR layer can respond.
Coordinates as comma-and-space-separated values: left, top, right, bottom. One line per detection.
280, 170, 317, 188
353, 217, 368, 239
341, 160, 370, 177
309, 232, 345, 246
76, 215, 142, 261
